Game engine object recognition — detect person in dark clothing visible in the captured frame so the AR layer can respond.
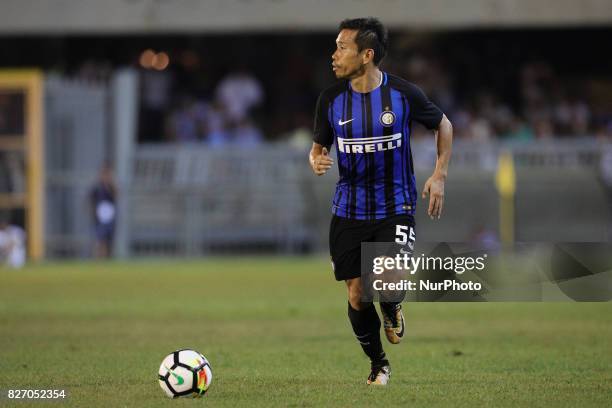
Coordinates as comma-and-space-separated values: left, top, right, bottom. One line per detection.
90, 163, 117, 258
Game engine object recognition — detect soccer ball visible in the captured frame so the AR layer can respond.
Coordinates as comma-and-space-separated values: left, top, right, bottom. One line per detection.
158, 349, 213, 398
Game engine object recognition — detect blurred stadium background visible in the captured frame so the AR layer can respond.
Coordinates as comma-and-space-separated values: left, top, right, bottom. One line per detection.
0, 0, 611, 258
1, 2, 611, 406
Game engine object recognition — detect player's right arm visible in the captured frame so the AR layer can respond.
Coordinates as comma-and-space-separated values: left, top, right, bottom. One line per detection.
310, 91, 335, 176
309, 143, 334, 176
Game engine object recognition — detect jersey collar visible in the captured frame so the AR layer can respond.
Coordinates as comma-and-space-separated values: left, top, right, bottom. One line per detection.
348, 72, 387, 94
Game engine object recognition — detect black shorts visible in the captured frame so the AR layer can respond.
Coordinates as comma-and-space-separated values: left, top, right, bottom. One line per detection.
329, 214, 416, 281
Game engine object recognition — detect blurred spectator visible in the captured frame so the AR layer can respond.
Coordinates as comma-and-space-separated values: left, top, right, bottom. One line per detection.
90, 163, 117, 259
470, 117, 494, 142
215, 69, 264, 123
206, 102, 232, 146
534, 118, 554, 139
232, 119, 263, 146
503, 119, 534, 142
168, 97, 199, 142
0, 220, 26, 269
596, 121, 612, 142
192, 100, 210, 140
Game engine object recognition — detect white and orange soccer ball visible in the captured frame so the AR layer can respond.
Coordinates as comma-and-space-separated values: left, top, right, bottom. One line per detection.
158, 349, 213, 398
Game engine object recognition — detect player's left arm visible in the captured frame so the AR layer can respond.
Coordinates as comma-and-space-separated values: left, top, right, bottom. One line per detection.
422, 114, 453, 219
405, 82, 453, 220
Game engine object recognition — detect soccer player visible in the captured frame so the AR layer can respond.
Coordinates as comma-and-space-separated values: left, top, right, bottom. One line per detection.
309, 17, 453, 385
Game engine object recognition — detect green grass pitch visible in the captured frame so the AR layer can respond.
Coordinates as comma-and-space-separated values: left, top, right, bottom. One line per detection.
0, 258, 611, 407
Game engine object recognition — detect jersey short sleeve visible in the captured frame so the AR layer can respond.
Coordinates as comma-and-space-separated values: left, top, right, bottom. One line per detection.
406, 83, 443, 130
313, 91, 334, 147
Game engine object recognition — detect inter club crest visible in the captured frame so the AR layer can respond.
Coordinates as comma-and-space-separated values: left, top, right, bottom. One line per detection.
379, 108, 395, 127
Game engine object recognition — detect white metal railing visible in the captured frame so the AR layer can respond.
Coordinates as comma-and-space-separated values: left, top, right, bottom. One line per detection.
129, 145, 311, 255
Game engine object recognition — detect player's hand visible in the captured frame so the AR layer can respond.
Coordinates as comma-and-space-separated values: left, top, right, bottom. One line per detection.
422, 174, 445, 219
311, 147, 334, 176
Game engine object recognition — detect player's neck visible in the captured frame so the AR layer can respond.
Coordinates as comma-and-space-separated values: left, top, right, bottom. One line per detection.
350, 68, 383, 94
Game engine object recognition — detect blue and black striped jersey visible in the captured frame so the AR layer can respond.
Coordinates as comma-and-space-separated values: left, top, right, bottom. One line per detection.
313, 72, 443, 220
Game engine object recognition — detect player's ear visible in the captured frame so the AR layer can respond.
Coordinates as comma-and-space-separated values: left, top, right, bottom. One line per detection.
363, 49, 374, 65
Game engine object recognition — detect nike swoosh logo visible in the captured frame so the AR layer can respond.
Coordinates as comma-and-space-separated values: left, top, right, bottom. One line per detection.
338, 118, 354, 126
166, 365, 184, 385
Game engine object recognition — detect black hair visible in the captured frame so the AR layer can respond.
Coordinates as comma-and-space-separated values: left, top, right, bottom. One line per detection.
339, 17, 388, 65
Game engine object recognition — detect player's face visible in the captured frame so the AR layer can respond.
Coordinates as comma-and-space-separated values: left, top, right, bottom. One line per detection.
332, 29, 367, 79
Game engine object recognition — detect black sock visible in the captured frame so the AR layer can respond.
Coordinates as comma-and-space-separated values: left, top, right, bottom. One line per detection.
347, 302, 387, 365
